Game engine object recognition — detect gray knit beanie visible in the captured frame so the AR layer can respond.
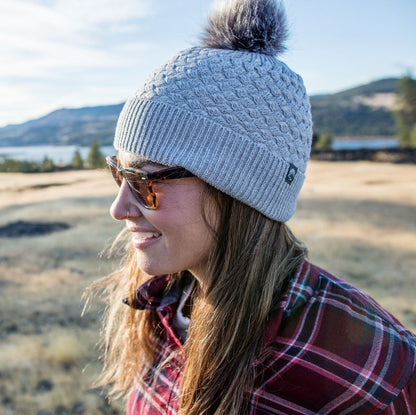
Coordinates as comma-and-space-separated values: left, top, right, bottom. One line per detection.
114, 0, 313, 222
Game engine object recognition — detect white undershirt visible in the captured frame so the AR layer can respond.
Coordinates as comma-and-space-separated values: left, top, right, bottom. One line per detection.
172, 280, 195, 342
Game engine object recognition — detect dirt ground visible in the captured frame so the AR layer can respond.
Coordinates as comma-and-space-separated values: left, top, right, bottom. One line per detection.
0, 161, 415, 414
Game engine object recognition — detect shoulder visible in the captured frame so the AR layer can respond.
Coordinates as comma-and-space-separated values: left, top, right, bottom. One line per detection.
253, 261, 416, 414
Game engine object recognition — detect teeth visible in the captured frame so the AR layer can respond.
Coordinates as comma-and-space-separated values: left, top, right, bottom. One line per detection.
138, 232, 160, 239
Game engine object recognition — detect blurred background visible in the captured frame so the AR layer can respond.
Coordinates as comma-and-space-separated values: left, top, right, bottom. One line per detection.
0, 0, 415, 414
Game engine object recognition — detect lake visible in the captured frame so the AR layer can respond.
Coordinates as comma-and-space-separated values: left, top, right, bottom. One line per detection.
331, 137, 397, 150
0, 138, 398, 164
0, 145, 115, 164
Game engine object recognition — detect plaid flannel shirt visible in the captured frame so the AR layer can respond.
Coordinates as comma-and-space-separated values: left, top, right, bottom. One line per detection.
126, 260, 416, 414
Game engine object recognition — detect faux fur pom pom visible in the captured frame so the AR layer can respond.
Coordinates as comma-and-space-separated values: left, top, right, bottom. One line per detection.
202, 0, 288, 56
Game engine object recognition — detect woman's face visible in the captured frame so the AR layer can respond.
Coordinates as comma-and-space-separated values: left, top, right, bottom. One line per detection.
110, 151, 216, 281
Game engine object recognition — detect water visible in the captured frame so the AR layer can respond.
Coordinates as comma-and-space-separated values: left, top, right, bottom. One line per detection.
332, 137, 397, 150
0, 145, 115, 164
0, 138, 398, 164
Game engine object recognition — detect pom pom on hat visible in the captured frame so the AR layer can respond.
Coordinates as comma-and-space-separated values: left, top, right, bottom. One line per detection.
202, 0, 288, 56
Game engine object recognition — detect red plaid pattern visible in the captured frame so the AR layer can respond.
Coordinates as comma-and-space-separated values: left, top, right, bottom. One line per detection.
126, 261, 416, 414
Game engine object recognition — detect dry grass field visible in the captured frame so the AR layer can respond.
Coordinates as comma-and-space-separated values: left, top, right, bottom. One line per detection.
0, 161, 415, 414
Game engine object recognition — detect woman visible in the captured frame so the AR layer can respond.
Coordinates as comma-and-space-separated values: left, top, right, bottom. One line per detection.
94, 0, 416, 413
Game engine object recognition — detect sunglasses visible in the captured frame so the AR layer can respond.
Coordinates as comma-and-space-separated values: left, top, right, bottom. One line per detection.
106, 155, 195, 209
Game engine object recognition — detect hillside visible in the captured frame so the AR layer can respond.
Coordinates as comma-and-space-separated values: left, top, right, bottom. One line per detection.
310, 78, 397, 137
0, 104, 123, 147
0, 78, 399, 147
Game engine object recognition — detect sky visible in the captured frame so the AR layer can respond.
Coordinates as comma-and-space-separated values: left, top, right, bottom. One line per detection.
1, 0, 415, 127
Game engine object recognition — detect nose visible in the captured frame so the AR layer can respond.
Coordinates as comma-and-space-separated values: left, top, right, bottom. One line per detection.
110, 180, 142, 221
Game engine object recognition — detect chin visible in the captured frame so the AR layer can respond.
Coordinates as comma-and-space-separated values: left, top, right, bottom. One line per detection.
135, 252, 177, 276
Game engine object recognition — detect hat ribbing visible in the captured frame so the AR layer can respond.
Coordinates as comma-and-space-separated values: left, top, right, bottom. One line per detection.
114, 45, 312, 222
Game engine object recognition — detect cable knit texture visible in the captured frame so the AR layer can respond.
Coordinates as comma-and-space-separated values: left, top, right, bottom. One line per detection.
114, 46, 312, 221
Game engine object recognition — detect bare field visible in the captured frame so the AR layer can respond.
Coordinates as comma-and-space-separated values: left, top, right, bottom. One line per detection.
0, 161, 415, 414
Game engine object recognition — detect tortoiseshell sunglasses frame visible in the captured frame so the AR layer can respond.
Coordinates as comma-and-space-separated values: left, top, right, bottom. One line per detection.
106, 155, 195, 210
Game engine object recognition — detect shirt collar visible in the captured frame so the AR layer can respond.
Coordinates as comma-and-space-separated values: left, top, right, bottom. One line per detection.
278, 258, 315, 317
124, 274, 174, 310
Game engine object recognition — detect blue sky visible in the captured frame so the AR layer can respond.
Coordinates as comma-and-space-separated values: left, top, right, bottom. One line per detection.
1, 0, 415, 127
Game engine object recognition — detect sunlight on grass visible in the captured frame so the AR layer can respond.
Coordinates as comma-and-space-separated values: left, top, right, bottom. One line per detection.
0, 162, 415, 414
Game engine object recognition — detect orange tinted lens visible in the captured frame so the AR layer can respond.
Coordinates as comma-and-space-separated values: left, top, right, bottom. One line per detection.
125, 172, 157, 209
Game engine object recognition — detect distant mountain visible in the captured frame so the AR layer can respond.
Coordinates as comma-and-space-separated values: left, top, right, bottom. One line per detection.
0, 78, 399, 147
310, 78, 398, 137
0, 104, 123, 147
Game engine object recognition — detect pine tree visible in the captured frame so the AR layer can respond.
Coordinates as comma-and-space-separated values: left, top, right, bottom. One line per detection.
394, 75, 416, 147
86, 141, 106, 169
72, 149, 84, 169
410, 124, 416, 147
313, 132, 332, 150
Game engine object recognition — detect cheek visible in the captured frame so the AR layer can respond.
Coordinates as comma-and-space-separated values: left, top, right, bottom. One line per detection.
153, 184, 215, 245
153, 183, 205, 226
157, 206, 210, 241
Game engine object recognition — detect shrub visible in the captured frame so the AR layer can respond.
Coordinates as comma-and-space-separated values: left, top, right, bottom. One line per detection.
0, 158, 40, 173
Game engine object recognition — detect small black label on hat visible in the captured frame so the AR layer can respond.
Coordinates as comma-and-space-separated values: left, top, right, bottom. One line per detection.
285, 163, 298, 185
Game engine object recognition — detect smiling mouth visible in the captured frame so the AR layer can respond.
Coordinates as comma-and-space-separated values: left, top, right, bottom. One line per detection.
131, 231, 161, 249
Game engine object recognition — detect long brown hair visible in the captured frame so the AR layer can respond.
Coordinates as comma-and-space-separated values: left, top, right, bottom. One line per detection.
89, 184, 307, 413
